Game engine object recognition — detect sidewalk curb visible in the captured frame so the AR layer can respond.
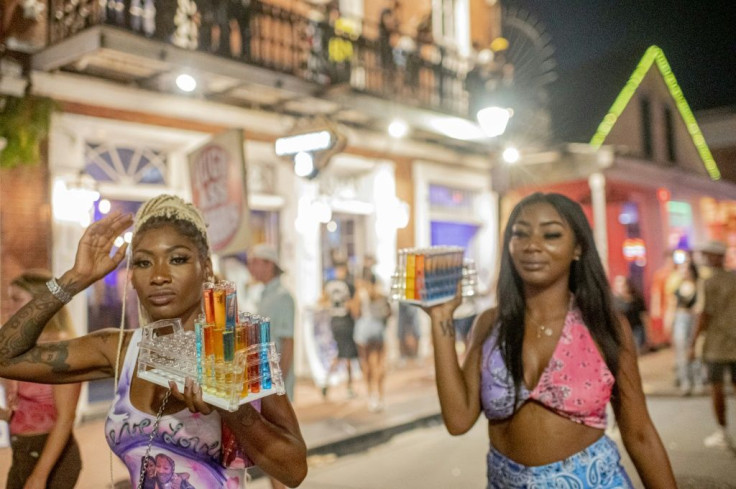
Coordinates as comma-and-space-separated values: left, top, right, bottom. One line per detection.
306, 412, 444, 458
247, 412, 444, 480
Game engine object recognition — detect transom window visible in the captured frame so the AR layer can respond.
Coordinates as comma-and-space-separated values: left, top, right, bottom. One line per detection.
84, 142, 167, 185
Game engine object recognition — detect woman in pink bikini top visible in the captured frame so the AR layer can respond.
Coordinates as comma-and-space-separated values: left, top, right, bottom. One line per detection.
424, 192, 676, 488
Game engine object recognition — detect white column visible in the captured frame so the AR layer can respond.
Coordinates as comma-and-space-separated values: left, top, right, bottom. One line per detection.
292, 180, 324, 383
588, 172, 609, 274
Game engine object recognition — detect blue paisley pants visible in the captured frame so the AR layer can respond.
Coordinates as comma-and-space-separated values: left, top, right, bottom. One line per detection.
486, 435, 634, 489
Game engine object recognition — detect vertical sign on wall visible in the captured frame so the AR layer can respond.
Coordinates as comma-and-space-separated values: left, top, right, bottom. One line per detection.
189, 129, 250, 255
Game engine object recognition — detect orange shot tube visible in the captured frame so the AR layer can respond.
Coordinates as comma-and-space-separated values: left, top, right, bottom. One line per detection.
213, 285, 226, 329
202, 282, 215, 324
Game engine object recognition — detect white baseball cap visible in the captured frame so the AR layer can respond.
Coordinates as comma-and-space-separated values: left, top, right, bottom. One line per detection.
249, 243, 284, 273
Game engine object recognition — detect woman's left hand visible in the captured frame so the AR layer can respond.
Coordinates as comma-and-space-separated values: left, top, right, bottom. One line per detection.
169, 378, 213, 414
421, 280, 463, 321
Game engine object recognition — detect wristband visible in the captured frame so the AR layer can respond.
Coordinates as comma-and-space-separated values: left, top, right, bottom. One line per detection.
46, 278, 73, 304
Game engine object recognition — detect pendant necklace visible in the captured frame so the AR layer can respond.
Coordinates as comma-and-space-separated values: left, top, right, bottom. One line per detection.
526, 312, 565, 339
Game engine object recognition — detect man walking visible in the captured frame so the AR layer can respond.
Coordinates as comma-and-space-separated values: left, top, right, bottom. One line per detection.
247, 244, 297, 489
247, 244, 296, 400
690, 240, 736, 450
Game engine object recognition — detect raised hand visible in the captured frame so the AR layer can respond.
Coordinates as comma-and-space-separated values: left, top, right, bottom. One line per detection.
64, 212, 133, 293
421, 280, 463, 321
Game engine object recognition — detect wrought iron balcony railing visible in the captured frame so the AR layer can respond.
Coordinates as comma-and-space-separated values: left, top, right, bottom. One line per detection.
47, 0, 471, 117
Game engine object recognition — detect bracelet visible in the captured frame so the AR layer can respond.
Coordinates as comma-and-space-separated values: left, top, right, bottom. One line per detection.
46, 278, 73, 304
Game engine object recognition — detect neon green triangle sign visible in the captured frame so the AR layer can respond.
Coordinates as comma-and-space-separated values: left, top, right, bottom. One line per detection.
590, 45, 720, 180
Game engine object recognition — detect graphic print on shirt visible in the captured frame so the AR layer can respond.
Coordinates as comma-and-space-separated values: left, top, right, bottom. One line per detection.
324, 280, 352, 317
105, 329, 243, 488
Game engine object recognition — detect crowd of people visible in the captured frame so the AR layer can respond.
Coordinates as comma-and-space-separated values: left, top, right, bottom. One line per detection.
609, 238, 736, 451
2, 191, 735, 487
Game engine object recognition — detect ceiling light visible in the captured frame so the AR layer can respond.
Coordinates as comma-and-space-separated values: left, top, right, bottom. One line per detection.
477, 106, 512, 138
176, 73, 197, 92
293, 151, 315, 177
502, 147, 520, 164
388, 119, 409, 138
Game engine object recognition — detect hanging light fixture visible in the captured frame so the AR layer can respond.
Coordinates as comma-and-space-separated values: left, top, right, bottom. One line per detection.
52, 170, 100, 227
275, 117, 346, 180
476, 106, 512, 138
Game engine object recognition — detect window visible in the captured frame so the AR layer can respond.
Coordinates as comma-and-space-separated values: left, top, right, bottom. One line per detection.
428, 183, 477, 213
664, 106, 676, 163
321, 213, 365, 281
640, 97, 653, 159
85, 142, 167, 185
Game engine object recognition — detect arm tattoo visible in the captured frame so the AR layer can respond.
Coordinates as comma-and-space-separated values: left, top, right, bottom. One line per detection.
439, 318, 455, 338
0, 293, 62, 361
8, 342, 72, 373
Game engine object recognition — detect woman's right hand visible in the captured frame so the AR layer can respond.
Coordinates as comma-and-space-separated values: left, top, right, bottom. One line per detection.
62, 212, 133, 293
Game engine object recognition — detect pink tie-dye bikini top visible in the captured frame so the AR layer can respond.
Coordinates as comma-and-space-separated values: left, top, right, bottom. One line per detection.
480, 305, 614, 429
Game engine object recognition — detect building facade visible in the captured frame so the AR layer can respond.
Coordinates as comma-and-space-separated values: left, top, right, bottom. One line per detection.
498, 46, 736, 344
1, 0, 510, 415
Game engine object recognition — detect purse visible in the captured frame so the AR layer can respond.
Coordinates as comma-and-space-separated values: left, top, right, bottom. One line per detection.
221, 399, 262, 469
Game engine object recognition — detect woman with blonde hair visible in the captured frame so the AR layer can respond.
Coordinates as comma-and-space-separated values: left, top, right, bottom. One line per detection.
1, 269, 82, 489
0, 194, 307, 488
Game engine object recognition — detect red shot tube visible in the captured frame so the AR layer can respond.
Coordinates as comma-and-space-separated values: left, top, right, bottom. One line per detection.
247, 315, 261, 393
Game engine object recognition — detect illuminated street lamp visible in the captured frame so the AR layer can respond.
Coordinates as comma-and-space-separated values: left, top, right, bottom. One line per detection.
476, 106, 512, 138
502, 146, 520, 164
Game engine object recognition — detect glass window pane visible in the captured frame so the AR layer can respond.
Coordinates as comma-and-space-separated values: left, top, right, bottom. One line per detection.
85, 143, 167, 185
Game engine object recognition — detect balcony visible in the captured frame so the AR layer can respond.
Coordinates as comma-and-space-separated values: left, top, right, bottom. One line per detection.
31, 0, 488, 146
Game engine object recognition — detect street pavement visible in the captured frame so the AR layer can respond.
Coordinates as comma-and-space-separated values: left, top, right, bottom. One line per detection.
1, 348, 735, 488
246, 396, 736, 489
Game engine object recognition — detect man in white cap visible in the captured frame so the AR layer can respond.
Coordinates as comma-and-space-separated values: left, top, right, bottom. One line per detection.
690, 239, 736, 450
247, 243, 297, 489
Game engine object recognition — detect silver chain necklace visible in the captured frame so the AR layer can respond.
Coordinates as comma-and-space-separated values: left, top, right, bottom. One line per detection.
136, 389, 171, 489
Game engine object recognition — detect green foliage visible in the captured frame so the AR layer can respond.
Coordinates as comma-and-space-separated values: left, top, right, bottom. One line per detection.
0, 95, 55, 169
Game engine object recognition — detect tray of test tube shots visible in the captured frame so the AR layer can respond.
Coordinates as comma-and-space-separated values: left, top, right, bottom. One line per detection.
136, 281, 285, 412
390, 246, 478, 307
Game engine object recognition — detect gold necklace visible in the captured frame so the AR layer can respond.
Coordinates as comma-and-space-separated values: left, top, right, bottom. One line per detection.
526, 311, 566, 339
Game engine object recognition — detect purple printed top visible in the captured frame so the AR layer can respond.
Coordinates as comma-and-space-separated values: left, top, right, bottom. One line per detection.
105, 329, 245, 488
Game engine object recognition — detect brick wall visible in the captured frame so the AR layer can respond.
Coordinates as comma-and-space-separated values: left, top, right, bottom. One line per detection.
0, 146, 52, 321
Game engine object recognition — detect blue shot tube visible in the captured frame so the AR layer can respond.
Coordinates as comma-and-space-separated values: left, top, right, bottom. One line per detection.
224, 281, 237, 331
222, 328, 236, 392
194, 314, 205, 386
259, 317, 272, 389
223, 329, 235, 363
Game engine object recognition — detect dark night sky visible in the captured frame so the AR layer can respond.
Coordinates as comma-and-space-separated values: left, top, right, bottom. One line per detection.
501, 0, 736, 111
